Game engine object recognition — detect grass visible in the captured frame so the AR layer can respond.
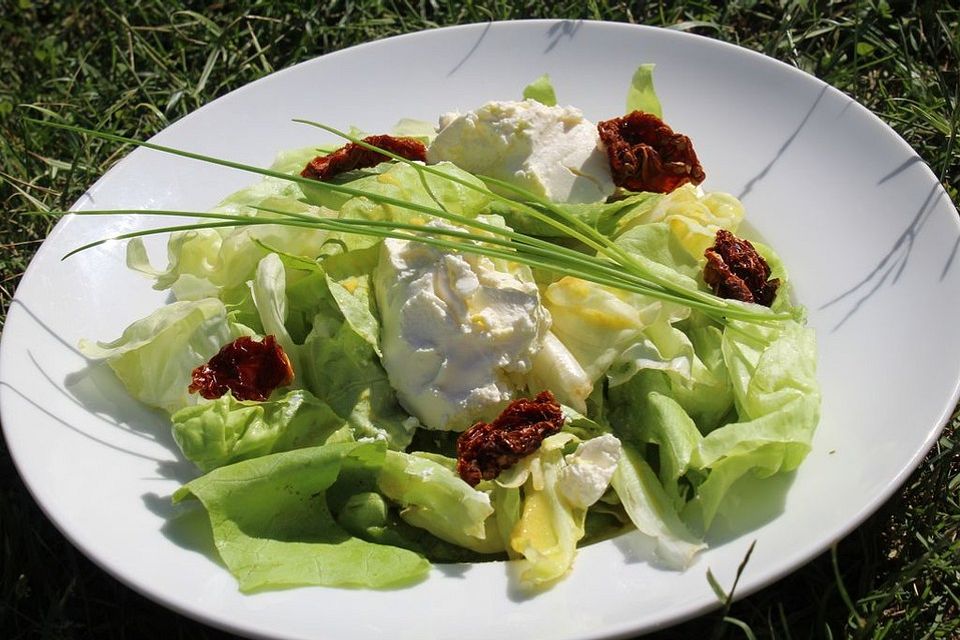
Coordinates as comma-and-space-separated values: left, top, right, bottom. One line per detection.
1, 1, 958, 638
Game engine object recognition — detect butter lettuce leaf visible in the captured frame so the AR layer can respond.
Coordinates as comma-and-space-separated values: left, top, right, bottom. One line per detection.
302, 319, 415, 450
613, 221, 703, 285
610, 445, 705, 568
686, 319, 819, 526
390, 118, 437, 144
173, 442, 429, 591
323, 246, 382, 355
307, 161, 491, 251
250, 253, 299, 366
333, 490, 500, 563
78, 298, 252, 413
528, 332, 593, 414
127, 171, 331, 304
486, 192, 660, 238
171, 389, 353, 472
378, 450, 500, 553
504, 433, 585, 587
607, 315, 818, 537
600, 223, 817, 559
626, 63, 663, 118
246, 246, 413, 450
523, 73, 558, 106
613, 185, 744, 259
608, 316, 734, 434
543, 277, 664, 382
544, 221, 702, 391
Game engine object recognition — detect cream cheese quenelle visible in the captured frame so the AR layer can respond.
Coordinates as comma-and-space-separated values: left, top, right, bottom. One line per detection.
373, 220, 552, 431
427, 99, 616, 205
375, 99, 616, 430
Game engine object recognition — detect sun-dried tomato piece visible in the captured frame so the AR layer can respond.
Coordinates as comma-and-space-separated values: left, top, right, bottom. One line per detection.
456, 390, 565, 487
703, 229, 780, 307
188, 335, 294, 401
597, 111, 705, 193
301, 135, 427, 181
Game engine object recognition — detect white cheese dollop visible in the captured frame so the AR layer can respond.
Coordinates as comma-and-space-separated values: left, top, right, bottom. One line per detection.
427, 100, 615, 205
374, 224, 551, 431
557, 434, 622, 509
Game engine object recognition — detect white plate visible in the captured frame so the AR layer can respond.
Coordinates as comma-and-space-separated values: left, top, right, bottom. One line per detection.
3, 20, 959, 639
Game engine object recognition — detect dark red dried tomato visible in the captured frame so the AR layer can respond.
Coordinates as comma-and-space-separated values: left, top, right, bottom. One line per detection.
703, 229, 780, 307
189, 335, 294, 402
597, 111, 705, 193
456, 390, 565, 487
301, 135, 427, 181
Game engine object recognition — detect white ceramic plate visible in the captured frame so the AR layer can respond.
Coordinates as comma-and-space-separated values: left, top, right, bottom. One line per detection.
3, 20, 959, 639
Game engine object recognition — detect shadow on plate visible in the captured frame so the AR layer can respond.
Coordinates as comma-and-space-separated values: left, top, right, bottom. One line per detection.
447, 21, 491, 77
819, 180, 956, 330
9, 299, 181, 468
62, 359, 200, 483
738, 85, 829, 201
703, 469, 795, 547
146, 494, 224, 567
544, 20, 583, 53
445, 20, 584, 78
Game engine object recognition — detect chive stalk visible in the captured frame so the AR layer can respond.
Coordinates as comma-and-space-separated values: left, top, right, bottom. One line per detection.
30, 117, 792, 323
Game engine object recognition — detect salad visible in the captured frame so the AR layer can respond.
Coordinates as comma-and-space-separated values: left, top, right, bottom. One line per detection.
74, 66, 820, 592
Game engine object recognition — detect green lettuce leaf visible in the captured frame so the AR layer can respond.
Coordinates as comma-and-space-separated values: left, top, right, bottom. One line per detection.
613, 221, 703, 284
242, 246, 412, 450
686, 319, 820, 526
250, 253, 299, 367
607, 311, 734, 435
491, 484, 523, 559
613, 185, 745, 259
523, 73, 558, 106
626, 63, 663, 117
78, 298, 252, 413
543, 277, 664, 382
127, 174, 332, 304
267, 146, 326, 175
302, 318, 416, 450
377, 450, 500, 553
753, 240, 794, 313
485, 192, 659, 238
601, 215, 818, 556
528, 332, 594, 414
323, 246, 382, 355
543, 221, 702, 389
282, 263, 340, 344
610, 445, 705, 568
608, 316, 818, 535
503, 433, 584, 587
390, 118, 437, 144
171, 389, 353, 472
172, 442, 429, 591
306, 161, 491, 251
333, 490, 501, 563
